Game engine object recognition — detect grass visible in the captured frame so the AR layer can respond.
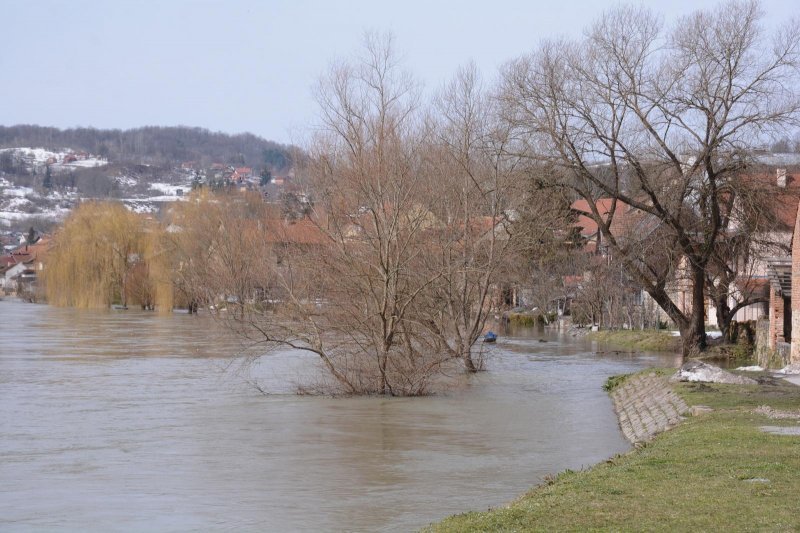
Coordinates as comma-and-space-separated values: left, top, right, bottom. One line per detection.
588, 329, 681, 352
428, 376, 800, 532
603, 368, 672, 392
602, 373, 630, 392
694, 343, 756, 368
507, 312, 557, 327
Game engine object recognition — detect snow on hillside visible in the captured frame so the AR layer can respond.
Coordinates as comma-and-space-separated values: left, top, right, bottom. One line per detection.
62, 158, 107, 168
123, 200, 158, 214
1, 150, 204, 227
115, 175, 138, 188
0, 205, 72, 223
0, 174, 76, 226
0, 147, 107, 169
3, 185, 34, 197
149, 182, 186, 196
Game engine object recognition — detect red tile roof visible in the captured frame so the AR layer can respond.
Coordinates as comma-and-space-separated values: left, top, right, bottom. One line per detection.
265, 218, 329, 246
571, 198, 625, 238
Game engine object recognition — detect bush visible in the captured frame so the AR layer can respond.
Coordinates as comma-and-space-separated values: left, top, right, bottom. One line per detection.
603, 374, 630, 391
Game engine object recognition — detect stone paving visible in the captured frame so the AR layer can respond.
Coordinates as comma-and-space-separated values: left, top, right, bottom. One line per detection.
610, 373, 690, 445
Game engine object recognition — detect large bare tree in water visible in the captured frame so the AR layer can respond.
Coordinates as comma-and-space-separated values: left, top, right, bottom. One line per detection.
500, 0, 800, 356
174, 36, 525, 395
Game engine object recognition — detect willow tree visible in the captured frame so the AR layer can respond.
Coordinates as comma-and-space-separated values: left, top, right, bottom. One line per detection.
126, 227, 175, 312
43, 201, 168, 309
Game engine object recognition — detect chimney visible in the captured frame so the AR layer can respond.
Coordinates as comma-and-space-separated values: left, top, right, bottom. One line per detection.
777, 168, 787, 188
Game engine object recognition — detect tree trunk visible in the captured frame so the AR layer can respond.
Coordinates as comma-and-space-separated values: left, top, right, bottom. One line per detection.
638, 272, 707, 359
463, 350, 477, 373
379, 354, 388, 395
378, 345, 393, 395
714, 295, 732, 343
680, 263, 708, 357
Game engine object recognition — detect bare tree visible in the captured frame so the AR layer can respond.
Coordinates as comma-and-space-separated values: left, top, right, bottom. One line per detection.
418, 63, 527, 371
167, 189, 276, 313
500, 1, 800, 356
167, 38, 541, 394
170, 35, 461, 395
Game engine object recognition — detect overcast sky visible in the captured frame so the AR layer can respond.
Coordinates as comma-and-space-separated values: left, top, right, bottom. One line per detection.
2, 0, 797, 145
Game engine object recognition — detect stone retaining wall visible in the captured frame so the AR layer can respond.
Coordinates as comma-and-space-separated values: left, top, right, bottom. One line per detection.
609, 373, 689, 444
755, 317, 791, 369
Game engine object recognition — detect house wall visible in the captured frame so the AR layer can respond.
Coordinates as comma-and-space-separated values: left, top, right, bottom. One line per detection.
733, 301, 769, 322
2, 262, 27, 290
769, 284, 785, 349
791, 206, 800, 364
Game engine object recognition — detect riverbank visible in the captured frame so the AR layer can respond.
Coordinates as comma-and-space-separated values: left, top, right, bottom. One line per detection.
588, 329, 680, 352
429, 372, 800, 531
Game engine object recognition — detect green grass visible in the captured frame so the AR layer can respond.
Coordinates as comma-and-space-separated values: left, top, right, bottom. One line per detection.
588, 329, 680, 352
692, 343, 756, 368
428, 377, 800, 532
602, 374, 630, 392
507, 312, 557, 327
674, 380, 800, 411
603, 368, 672, 392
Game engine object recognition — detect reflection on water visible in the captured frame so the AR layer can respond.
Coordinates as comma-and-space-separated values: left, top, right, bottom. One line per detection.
0, 301, 680, 531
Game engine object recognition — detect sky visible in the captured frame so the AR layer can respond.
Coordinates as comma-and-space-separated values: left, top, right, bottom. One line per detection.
2, 0, 798, 146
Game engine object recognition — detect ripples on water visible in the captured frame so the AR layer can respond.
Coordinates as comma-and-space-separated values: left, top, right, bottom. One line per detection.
0, 300, 680, 531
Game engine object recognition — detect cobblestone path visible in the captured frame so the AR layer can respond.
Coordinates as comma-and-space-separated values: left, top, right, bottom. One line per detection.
610, 373, 690, 444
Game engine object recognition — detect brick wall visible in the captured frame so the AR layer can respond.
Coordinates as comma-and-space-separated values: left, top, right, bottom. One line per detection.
769, 284, 784, 349
791, 203, 800, 364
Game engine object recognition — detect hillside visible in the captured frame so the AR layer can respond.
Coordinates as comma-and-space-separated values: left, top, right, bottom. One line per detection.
0, 125, 299, 233
0, 125, 297, 171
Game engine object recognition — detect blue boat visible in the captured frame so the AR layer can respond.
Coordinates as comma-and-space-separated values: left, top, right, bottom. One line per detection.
483, 331, 497, 343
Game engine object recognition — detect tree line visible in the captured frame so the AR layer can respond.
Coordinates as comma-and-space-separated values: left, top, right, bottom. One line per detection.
0, 125, 297, 171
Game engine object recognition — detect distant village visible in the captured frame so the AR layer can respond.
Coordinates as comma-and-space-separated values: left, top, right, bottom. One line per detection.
0, 229, 48, 300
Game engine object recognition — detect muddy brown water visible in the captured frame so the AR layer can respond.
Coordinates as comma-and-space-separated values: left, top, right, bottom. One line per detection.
0, 300, 680, 531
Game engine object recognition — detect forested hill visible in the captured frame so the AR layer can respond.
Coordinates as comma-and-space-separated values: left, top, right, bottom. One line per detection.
0, 125, 296, 171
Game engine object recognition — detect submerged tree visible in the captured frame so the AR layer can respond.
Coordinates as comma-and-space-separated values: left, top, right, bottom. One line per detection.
177, 36, 532, 395
274, 33, 448, 394
419, 63, 529, 371
500, 0, 800, 356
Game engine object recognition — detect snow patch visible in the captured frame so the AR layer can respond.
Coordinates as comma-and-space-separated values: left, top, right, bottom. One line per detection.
0, 147, 107, 168
668, 330, 722, 338
124, 202, 156, 214
4, 197, 32, 209
115, 175, 138, 187
2, 186, 35, 198
0, 206, 70, 225
670, 361, 757, 385
776, 363, 800, 375
149, 183, 186, 196
147, 195, 188, 203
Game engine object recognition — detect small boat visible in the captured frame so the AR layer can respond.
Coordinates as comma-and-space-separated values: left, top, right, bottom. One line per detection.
483, 331, 497, 343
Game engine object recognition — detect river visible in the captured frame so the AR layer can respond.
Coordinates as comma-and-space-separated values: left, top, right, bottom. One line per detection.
0, 300, 680, 531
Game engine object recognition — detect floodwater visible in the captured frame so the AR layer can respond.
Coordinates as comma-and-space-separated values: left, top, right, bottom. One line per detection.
0, 300, 681, 532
